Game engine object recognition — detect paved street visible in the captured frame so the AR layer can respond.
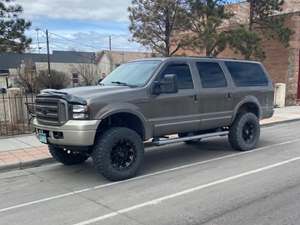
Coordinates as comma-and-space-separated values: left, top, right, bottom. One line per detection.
1, 106, 300, 170
0, 121, 300, 225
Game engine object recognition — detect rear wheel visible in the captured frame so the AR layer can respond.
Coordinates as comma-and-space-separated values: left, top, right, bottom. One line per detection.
92, 127, 144, 181
229, 112, 260, 151
49, 145, 89, 165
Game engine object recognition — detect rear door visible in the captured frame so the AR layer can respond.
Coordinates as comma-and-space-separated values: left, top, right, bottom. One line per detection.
195, 60, 234, 129
224, 61, 273, 117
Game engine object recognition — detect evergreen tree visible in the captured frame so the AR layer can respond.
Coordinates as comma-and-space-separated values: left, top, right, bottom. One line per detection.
128, 0, 188, 56
185, 0, 233, 56
229, 0, 293, 60
228, 26, 265, 60
248, 0, 293, 45
0, 0, 31, 53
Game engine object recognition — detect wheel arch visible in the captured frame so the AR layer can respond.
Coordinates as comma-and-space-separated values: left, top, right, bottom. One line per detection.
232, 97, 262, 123
95, 107, 150, 141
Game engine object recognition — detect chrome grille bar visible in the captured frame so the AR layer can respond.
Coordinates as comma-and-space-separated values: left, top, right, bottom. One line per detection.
36, 97, 68, 126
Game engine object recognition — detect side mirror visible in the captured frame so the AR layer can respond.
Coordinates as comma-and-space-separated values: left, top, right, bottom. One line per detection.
97, 78, 103, 85
152, 74, 178, 95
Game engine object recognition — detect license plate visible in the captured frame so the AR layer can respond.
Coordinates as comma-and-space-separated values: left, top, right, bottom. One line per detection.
38, 133, 48, 144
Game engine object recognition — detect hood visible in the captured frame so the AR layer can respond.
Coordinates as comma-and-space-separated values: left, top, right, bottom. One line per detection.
39, 85, 130, 104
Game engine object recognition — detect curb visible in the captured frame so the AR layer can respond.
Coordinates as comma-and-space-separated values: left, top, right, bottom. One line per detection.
261, 118, 300, 127
1, 118, 300, 173
0, 157, 54, 173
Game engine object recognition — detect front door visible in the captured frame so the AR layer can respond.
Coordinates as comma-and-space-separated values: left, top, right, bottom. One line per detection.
148, 62, 200, 137
195, 61, 234, 130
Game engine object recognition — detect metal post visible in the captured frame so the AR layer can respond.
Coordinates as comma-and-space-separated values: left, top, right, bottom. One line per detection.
5, 76, 8, 89
109, 35, 112, 51
46, 29, 51, 86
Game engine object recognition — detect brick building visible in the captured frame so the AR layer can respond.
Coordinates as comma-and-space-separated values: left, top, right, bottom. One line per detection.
177, 0, 300, 105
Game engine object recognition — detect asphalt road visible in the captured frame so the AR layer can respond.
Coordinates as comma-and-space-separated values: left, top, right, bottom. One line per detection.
1, 121, 300, 225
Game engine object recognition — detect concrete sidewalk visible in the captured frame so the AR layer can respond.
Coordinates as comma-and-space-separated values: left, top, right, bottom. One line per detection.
0, 106, 299, 171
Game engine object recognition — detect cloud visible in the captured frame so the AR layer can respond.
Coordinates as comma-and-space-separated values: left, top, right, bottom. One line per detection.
18, 0, 132, 22
18, 0, 148, 53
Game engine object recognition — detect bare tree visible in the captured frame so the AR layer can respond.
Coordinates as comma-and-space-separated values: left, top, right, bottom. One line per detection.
15, 59, 37, 93
71, 64, 99, 86
36, 70, 70, 90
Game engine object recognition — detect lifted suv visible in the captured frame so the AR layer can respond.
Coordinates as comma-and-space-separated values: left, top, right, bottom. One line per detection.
33, 57, 274, 181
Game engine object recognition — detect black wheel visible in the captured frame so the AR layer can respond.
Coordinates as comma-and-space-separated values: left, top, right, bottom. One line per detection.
92, 127, 144, 181
229, 112, 260, 151
49, 145, 89, 165
178, 132, 201, 145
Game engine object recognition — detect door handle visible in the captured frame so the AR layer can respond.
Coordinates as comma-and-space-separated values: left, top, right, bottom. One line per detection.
190, 95, 198, 102
226, 92, 232, 99
191, 95, 198, 102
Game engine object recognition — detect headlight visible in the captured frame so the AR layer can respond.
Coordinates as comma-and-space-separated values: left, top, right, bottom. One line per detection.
72, 105, 89, 120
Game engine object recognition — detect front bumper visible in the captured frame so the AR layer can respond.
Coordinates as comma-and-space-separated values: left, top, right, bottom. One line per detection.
33, 118, 100, 146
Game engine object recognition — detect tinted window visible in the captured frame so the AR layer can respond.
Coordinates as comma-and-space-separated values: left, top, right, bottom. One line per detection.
162, 64, 194, 89
225, 62, 268, 87
196, 62, 227, 88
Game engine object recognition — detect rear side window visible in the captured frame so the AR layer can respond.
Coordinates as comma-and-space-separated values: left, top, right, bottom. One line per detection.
196, 62, 227, 88
225, 62, 268, 87
161, 64, 194, 89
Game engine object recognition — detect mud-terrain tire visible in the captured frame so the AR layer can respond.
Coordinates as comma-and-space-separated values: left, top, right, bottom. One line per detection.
92, 127, 144, 181
229, 112, 260, 151
49, 145, 89, 165
178, 132, 201, 145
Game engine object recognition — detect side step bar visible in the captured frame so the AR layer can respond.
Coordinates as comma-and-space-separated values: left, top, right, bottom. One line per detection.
152, 131, 229, 146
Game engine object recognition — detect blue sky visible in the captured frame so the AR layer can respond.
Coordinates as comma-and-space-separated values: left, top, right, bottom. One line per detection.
18, 0, 146, 53
19, 0, 241, 53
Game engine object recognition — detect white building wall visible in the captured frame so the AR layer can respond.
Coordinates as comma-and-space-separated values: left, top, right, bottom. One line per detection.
97, 54, 112, 76
35, 62, 99, 87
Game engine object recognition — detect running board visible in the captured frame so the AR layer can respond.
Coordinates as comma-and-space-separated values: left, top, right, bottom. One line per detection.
152, 131, 229, 146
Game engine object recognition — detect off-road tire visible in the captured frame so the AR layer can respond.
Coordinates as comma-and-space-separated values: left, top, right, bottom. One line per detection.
49, 145, 89, 165
229, 112, 260, 151
92, 127, 144, 181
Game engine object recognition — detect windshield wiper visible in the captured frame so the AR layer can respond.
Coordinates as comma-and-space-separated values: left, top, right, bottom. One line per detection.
111, 81, 138, 87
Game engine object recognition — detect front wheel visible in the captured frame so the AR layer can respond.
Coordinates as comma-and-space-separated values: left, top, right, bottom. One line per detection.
49, 145, 89, 165
229, 112, 260, 151
92, 127, 144, 181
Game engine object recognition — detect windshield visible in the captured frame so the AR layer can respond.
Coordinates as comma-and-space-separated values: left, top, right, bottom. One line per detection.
101, 60, 161, 87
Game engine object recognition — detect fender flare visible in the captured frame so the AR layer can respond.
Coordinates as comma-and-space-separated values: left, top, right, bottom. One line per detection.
232, 96, 262, 123
95, 103, 151, 140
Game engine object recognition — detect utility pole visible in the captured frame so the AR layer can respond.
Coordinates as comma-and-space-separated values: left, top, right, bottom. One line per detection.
35, 28, 41, 53
46, 29, 51, 83
109, 35, 112, 51
108, 35, 113, 72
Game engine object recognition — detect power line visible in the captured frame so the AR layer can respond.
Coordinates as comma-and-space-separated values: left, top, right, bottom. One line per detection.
30, 29, 148, 53
48, 32, 109, 50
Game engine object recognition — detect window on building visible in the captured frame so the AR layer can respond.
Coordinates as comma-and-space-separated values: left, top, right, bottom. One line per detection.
72, 73, 79, 85
196, 62, 227, 88
161, 64, 194, 89
225, 61, 269, 87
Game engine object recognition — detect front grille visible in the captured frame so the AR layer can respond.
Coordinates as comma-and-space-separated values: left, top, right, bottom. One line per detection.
36, 98, 68, 126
